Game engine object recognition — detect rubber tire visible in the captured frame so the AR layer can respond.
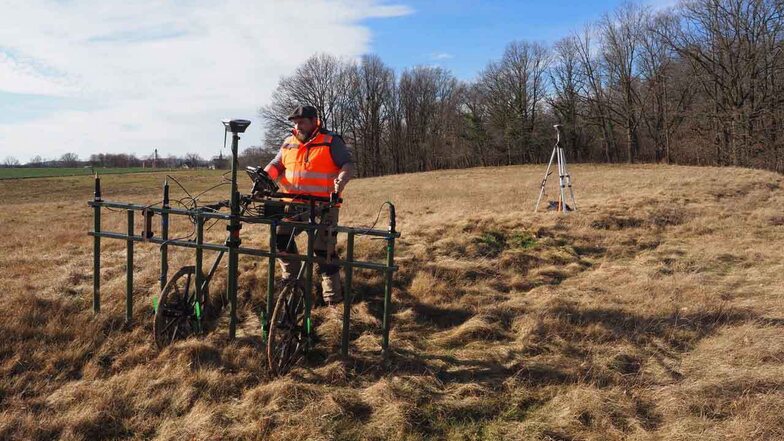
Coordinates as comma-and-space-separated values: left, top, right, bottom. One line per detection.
266, 282, 307, 376
154, 266, 200, 349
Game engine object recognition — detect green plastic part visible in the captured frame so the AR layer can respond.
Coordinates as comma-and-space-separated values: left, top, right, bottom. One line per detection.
152, 296, 158, 313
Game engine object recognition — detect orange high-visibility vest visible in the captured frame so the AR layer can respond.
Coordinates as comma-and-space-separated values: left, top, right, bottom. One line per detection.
278, 130, 341, 201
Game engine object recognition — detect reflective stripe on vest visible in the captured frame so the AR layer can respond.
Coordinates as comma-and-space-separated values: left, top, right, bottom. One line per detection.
279, 131, 341, 199
284, 170, 339, 180
279, 183, 335, 194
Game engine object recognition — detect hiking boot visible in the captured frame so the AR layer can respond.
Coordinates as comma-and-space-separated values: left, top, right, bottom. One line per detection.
321, 272, 343, 306
279, 257, 301, 283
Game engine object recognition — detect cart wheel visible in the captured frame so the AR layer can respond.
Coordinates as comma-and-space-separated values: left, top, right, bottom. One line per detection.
267, 281, 308, 375
154, 266, 203, 349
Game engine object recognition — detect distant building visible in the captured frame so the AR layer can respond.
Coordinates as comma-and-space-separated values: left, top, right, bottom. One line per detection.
211, 151, 229, 169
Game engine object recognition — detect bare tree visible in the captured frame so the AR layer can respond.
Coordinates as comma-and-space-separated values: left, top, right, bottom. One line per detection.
184, 153, 203, 168
259, 53, 355, 148
550, 35, 587, 160
477, 41, 551, 164
346, 55, 395, 177
28, 155, 43, 167
399, 66, 461, 172
384, 77, 406, 174
658, 0, 784, 168
477, 60, 515, 165
238, 146, 275, 169
637, 11, 696, 163
574, 27, 619, 162
3, 156, 20, 167
60, 153, 79, 167
599, 3, 646, 163
460, 83, 495, 166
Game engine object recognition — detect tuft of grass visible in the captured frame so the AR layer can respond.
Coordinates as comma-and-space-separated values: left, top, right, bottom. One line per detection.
475, 229, 507, 256
510, 231, 538, 249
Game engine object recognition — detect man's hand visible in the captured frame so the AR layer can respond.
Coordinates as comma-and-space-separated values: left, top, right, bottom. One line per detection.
334, 163, 352, 194
334, 178, 344, 194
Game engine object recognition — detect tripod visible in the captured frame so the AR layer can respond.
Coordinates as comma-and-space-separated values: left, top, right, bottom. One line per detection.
534, 124, 577, 213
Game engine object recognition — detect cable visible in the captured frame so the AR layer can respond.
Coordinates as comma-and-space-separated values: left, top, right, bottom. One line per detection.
193, 181, 230, 200
348, 201, 393, 236
166, 174, 194, 202
165, 198, 197, 242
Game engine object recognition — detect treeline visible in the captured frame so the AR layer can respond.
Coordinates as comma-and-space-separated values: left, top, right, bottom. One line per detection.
87, 153, 228, 169
2, 152, 239, 169
260, 0, 784, 176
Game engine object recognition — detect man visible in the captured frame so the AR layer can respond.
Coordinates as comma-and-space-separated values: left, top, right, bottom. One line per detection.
263, 105, 354, 306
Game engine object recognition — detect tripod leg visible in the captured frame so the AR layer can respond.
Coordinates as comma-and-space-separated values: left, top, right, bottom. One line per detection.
557, 147, 567, 212
535, 147, 557, 213
561, 152, 577, 211
565, 175, 577, 211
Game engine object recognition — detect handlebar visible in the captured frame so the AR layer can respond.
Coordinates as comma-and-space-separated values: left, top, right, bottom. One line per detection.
198, 191, 341, 213
245, 166, 342, 205
198, 166, 342, 215
268, 192, 342, 205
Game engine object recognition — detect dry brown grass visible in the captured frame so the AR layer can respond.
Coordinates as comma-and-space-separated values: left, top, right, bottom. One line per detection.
1, 164, 783, 440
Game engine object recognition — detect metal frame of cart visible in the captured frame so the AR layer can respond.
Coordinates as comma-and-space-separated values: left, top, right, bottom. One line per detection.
87, 119, 399, 359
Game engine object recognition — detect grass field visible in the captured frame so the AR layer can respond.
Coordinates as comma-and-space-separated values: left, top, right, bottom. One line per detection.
0, 167, 176, 179
1, 165, 783, 440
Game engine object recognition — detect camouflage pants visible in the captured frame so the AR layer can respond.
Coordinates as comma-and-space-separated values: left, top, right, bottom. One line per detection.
276, 205, 342, 301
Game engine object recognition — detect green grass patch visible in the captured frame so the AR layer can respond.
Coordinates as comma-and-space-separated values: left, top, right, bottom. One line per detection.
476, 230, 538, 256
510, 232, 537, 249
476, 229, 507, 256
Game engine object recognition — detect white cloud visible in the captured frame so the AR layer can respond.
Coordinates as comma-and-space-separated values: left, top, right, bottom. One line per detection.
646, 0, 680, 11
431, 52, 454, 60
0, 0, 411, 162
0, 52, 76, 96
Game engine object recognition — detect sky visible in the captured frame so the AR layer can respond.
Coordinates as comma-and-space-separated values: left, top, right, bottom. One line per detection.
0, 0, 673, 163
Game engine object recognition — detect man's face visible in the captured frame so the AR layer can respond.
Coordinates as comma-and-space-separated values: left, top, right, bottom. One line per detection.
293, 117, 317, 142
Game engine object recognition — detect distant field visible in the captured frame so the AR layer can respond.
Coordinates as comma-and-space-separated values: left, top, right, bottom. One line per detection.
0, 167, 176, 179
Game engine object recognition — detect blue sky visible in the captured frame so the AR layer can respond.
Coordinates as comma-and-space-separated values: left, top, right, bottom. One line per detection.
0, 0, 668, 163
365, 0, 638, 80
